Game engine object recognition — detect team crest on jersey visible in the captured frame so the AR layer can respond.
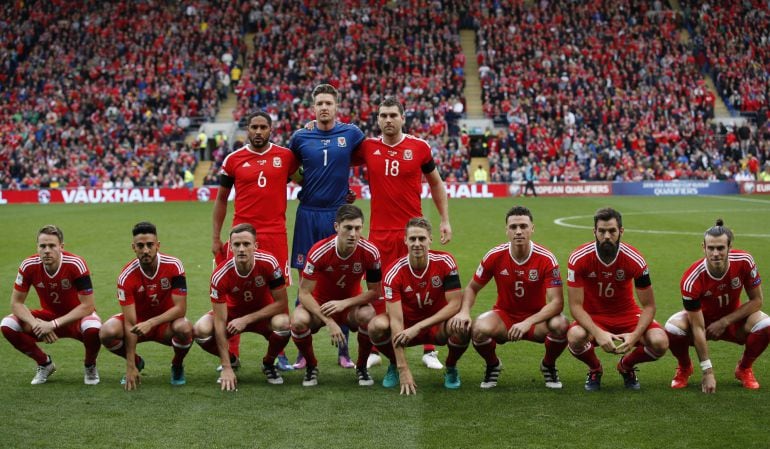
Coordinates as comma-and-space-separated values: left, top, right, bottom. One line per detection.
615, 270, 625, 281
404, 149, 413, 160
255, 276, 265, 287
529, 270, 538, 281
15, 273, 24, 286
160, 278, 170, 290
211, 288, 219, 300
353, 263, 362, 273
337, 137, 347, 147
61, 279, 71, 289
731, 277, 741, 289
273, 157, 282, 167
431, 276, 442, 287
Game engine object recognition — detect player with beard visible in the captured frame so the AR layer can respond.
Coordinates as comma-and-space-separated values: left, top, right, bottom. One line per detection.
665, 219, 767, 392
566, 207, 668, 391
211, 111, 298, 372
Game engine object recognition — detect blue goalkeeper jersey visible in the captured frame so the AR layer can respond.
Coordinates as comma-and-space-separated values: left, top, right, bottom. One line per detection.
289, 122, 364, 208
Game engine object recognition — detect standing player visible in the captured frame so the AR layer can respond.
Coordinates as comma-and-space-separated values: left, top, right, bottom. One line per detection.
289, 84, 365, 369
368, 218, 467, 395
450, 206, 568, 389
211, 111, 299, 371
666, 219, 768, 392
566, 208, 668, 391
2, 225, 101, 385
100, 222, 193, 390
290, 205, 382, 386
195, 224, 291, 391
356, 97, 452, 370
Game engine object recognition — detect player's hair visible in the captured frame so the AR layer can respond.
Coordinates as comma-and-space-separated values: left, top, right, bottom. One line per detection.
336, 204, 364, 224
505, 206, 533, 223
37, 225, 64, 243
312, 84, 339, 101
379, 96, 404, 115
132, 221, 157, 237
230, 223, 257, 239
593, 207, 622, 228
704, 218, 733, 245
245, 111, 272, 127
406, 217, 432, 234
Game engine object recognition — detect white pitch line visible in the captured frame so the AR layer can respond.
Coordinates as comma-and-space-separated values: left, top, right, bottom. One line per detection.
554, 209, 770, 238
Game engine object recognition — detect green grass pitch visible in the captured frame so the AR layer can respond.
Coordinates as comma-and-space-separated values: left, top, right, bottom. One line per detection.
1, 196, 769, 449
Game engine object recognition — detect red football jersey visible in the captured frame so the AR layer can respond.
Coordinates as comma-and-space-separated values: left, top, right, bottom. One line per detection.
567, 242, 649, 317
680, 250, 762, 323
302, 235, 382, 304
357, 134, 434, 231
474, 242, 562, 318
14, 251, 93, 316
220, 143, 299, 233
383, 250, 461, 326
210, 250, 285, 317
117, 253, 186, 323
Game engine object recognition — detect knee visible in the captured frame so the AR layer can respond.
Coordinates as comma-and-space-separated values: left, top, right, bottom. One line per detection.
271, 313, 290, 332
291, 312, 310, 333
368, 315, 389, 338
99, 320, 120, 343
355, 306, 375, 327
1, 316, 21, 334
548, 315, 569, 337
566, 325, 587, 346
174, 319, 193, 336
648, 330, 669, 354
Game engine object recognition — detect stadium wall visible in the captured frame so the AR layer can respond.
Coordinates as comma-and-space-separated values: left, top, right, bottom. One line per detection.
0, 181, 764, 205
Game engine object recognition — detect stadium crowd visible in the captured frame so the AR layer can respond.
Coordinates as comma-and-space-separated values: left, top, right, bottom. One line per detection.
2, 0, 770, 190
0, 0, 243, 189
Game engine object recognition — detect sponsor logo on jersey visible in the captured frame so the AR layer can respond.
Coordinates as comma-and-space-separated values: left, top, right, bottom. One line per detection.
567, 269, 575, 283
731, 277, 741, 289
431, 276, 442, 287
161, 278, 171, 290
353, 263, 362, 273
529, 270, 539, 281
36, 282, 44, 288
615, 270, 625, 281
255, 276, 265, 287
404, 286, 413, 293
404, 149, 413, 160
211, 288, 219, 300
325, 266, 334, 272
303, 262, 314, 275
273, 157, 282, 168
587, 272, 597, 278
61, 279, 71, 289
373, 149, 381, 156
243, 162, 251, 168
337, 137, 347, 147
137, 285, 145, 293
703, 291, 712, 296
232, 287, 240, 293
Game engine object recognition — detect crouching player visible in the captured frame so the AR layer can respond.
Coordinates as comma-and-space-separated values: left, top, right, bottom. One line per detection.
290, 205, 382, 387
2, 225, 101, 385
100, 222, 193, 390
666, 219, 768, 392
195, 223, 291, 390
368, 217, 468, 395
